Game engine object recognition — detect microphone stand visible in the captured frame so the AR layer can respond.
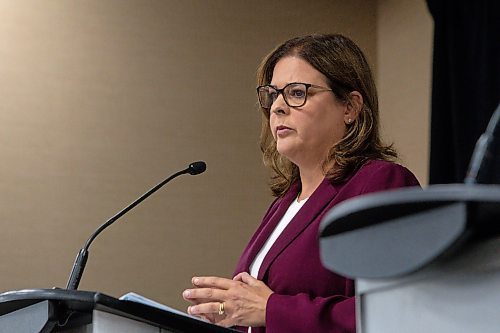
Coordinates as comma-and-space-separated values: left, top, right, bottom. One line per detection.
464, 103, 500, 185
66, 161, 206, 290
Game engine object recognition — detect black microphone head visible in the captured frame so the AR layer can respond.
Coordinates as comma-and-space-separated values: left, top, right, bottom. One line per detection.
188, 161, 206, 175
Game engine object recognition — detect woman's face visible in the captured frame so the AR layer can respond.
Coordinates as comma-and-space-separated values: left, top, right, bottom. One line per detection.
269, 56, 349, 169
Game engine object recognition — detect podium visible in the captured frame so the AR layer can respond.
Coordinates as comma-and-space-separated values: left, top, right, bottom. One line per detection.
0, 289, 238, 332
319, 184, 500, 333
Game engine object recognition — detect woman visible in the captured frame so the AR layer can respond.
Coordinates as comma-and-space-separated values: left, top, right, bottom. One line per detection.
183, 34, 420, 332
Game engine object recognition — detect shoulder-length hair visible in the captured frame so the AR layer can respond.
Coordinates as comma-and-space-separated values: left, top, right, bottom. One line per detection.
257, 34, 397, 197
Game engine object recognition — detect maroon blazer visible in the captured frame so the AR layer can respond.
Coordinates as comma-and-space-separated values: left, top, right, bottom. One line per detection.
233, 160, 420, 333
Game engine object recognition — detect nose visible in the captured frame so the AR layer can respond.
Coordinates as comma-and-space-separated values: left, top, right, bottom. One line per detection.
270, 93, 288, 115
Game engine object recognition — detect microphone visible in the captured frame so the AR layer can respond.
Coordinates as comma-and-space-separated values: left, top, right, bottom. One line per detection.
188, 161, 206, 175
464, 103, 500, 184
66, 161, 207, 290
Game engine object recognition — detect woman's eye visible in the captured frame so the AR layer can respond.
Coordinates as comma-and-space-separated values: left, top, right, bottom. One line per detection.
289, 89, 305, 98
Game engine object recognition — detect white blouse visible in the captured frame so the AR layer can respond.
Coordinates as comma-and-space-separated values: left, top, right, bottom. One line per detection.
249, 196, 308, 278
247, 196, 307, 332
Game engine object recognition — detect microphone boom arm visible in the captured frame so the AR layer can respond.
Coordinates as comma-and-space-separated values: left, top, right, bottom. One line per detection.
66, 161, 206, 290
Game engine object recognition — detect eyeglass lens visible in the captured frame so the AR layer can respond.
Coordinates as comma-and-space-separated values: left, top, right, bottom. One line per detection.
258, 83, 307, 108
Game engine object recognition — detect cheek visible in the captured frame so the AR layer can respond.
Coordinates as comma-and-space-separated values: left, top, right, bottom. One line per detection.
269, 116, 277, 140
311, 112, 346, 144
323, 121, 346, 144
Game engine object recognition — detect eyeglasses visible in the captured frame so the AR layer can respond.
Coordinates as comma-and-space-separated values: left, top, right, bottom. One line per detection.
256, 82, 333, 109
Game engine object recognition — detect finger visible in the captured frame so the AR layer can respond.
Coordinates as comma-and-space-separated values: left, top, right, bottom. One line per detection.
183, 296, 208, 305
193, 314, 215, 323
188, 313, 211, 322
232, 272, 245, 281
186, 309, 216, 323
183, 288, 226, 302
217, 318, 237, 328
183, 289, 203, 302
183, 289, 201, 303
192, 276, 235, 290
188, 302, 222, 316
234, 272, 260, 286
198, 315, 210, 323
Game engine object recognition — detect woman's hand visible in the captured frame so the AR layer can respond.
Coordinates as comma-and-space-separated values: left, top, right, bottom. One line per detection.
182, 272, 274, 328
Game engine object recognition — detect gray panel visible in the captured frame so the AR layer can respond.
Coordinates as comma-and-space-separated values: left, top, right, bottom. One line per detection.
91, 310, 160, 333
0, 300, 55, 333
358, 236, 500, 333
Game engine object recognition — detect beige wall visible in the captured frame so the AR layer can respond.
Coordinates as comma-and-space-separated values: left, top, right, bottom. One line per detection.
377, 0, 433, 185
0, 0, 383, 310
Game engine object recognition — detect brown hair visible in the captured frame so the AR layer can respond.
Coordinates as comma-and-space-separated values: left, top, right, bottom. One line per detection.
257, 34, 397, 197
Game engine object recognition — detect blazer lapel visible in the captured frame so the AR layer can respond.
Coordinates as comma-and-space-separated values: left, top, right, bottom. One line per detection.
238, 183, 300, 273
257, 178, 337, 280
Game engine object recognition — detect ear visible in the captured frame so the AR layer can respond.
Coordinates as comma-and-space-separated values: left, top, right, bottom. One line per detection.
344, 91, 363, 125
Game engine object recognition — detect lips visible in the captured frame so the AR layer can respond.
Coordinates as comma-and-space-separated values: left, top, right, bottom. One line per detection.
275, 125, 293, 137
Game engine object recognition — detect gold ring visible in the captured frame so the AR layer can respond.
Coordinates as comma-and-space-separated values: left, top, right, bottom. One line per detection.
218, 302, 225, 315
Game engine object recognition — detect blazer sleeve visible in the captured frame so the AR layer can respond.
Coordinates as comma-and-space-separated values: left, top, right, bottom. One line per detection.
263, 162, 420, 333
266, 292, 355, 333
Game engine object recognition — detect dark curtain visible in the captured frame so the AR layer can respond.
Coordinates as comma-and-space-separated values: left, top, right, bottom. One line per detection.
426, 0, 500, 184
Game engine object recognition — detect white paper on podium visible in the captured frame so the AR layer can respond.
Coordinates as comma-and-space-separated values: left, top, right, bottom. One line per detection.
119, 292, 208, 322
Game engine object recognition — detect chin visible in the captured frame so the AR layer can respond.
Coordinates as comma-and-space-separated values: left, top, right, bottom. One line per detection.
276, 146, 297, 162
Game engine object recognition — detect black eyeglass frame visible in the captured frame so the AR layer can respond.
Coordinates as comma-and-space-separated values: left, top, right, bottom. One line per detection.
256, 82, 333, 109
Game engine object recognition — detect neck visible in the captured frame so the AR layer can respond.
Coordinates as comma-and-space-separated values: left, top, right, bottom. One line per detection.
298, 165, 325, 201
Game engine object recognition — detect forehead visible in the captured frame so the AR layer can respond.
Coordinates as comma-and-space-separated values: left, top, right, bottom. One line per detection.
271, 56, 327, 87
